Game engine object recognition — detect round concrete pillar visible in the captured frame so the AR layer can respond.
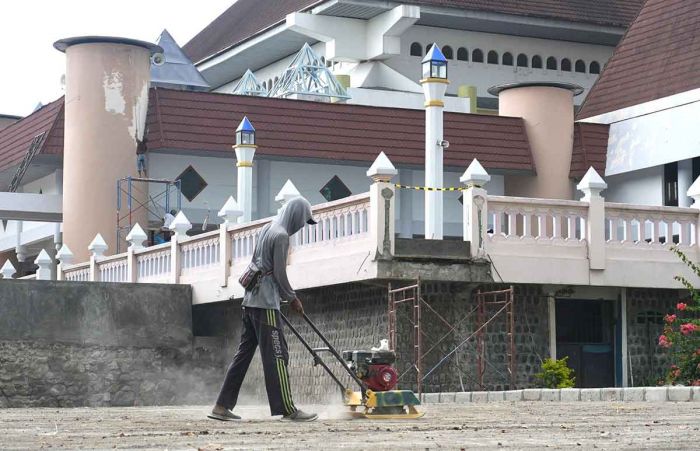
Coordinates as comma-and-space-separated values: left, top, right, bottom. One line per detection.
55, 37, 161, 261
490, 82, 583, 200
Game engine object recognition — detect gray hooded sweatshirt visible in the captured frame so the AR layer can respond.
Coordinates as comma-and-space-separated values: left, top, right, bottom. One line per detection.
242, 197, 315, 310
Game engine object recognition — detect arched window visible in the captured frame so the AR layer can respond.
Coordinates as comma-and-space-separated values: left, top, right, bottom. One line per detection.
502, 52, 513, 66
269, 78, 273, 88
262, 81, 267, 90
487, 50, 499, 64
517, 53, 528, 67
472, 49, 484, 63
425, 44, 433, 55
561, 58, 572, 72
575, 59, 586, 73
457, 47, 469, 61
410, 42, 422, 56
442, 46, 453, 59
321, 56, 326, 64
589, 61, 601, 74
546, 56, 557, 70
532, 55, 543, 69
274, 76, 279, 85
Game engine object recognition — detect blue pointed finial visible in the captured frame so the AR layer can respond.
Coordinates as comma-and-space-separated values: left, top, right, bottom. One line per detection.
237, 116, 255, 132
423, 43, 447, 63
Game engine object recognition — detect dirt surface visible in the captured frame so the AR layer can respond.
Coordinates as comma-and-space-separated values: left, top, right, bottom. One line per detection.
1, 402, 698, 450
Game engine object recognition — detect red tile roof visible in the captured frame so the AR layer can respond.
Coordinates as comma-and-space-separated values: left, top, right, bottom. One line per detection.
0, 99, 63, 172
578, 0, 700, 119
147, 88, 534, 172
183, 0, 643, 63
570, 122, 610, 178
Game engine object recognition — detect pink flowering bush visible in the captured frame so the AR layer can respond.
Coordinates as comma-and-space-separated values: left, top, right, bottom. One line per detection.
660, 248, 700, 385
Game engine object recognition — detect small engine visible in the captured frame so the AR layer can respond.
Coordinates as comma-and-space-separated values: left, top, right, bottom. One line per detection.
342, 349, 398, 392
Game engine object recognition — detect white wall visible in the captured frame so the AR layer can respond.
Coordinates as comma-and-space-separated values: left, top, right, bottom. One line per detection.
605, 165, 663, 206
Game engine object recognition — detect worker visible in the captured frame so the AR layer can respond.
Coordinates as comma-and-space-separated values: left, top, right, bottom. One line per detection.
209, 197, 318, 422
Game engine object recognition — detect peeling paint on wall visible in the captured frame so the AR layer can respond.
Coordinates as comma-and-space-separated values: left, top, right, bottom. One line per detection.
103, 71, 126, 115
129, 81, 149, 143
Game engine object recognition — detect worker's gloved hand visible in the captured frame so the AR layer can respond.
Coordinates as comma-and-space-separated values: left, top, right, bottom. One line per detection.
290, 297, 304, 315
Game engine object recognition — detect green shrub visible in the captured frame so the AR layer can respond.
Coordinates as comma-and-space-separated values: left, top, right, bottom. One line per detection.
535, 357, 575, 389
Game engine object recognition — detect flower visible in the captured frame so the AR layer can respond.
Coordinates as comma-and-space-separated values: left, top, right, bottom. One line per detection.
665, 314, 677, 324
677, 302, 687, 311
680, 323, 698, 336
658, 334, 672, 348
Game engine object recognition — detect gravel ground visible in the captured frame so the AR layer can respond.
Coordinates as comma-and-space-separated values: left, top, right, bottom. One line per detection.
0, 402, 698, 450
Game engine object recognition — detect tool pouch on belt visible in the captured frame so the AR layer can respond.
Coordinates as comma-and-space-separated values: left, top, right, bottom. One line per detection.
238, 261, 263, 291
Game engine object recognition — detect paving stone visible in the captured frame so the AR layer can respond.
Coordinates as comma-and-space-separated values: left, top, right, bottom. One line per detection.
487, 391, 505, 402
504, 390, 522, 401
667, 387, 692, 402
580, 389, 601, 402
601, 388, 622, 401
540, 389, 560, 401
559, 388, 580, 402
622, 387, 644, 401
454, 392, 471, 403
471, 391, 488, 403
644, 387, 668, 402
522, 389, 541, 401
440, 392, 456, 403
423, 393, 440, 404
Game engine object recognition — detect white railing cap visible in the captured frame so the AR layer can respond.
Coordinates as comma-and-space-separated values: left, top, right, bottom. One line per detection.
169, 211, 193, 232
275, 179, 301, 202
88, 233, 108, 252
460, 159, 490, 187
34, 249, 52, 265
126, 223, 148, 242
0, 260, 16, 278
218, 196, 244, 219
576, 167, 607, 192
56, 244, 74, 263
367, 152, 398, 181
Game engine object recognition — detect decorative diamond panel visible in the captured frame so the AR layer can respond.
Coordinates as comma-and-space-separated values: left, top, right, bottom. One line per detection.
177, 165, 207, 202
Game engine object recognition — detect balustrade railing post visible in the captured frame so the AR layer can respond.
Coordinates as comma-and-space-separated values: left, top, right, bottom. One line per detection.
170, 235, 181, 284
218, 196, 243, 287
577, 167, 607, 270
460, 159, 490, 258
367, 152, 397, 260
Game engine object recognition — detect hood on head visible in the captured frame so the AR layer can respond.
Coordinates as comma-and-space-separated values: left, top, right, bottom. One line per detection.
275, 197, 316, 235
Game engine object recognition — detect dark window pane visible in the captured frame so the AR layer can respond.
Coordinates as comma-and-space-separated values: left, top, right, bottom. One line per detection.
546, 56, 557, 70
442, 46, 453, 59
472, 49, 484, 63
589, 61, 601, 74
561, 58, 572, 71
502, 52, 513, 66
410, 42, 422, 56
575, 59, 586, 73
664, 162, 679, 206
487, 50, 499, 64
532, 55, 543, 69
457, 47, 468, 61
517, 53, 528, 67
177, 165, 208, 202
320, 175, 352, 202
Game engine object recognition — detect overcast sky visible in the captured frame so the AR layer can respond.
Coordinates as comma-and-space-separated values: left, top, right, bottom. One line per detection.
1, 0, 234, 117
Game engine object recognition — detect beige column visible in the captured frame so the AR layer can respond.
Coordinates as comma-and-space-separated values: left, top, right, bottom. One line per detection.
55, 37, 161, 261
491, 82, 583, 200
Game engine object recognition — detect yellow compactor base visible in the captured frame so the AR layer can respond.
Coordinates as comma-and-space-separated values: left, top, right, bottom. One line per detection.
344, 389, 425, 420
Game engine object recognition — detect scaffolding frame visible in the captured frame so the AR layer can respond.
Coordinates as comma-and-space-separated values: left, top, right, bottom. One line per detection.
116, 177, 182, 253
388, 281, 517, 394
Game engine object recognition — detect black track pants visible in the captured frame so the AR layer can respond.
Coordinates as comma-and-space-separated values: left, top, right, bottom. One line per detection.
215, 307, 297, 416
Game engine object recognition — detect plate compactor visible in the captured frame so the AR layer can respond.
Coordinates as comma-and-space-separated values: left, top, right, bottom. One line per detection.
280, 311, 424, 420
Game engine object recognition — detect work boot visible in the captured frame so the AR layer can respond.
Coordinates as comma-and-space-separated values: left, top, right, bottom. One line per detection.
207, 405, 241, 421
281, 409, 318, 422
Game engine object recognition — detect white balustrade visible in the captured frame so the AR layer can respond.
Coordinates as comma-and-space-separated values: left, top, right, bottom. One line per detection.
296, 193, 370, 247
98, 255, 129, 283
605, 203, 697, 247
135, 244, 172, 282
181, 233, 220, 272
63, 263, 90, 282
487, 196, 588, 244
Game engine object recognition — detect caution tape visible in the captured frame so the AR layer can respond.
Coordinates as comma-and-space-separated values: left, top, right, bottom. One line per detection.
394, 183, 467, 192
